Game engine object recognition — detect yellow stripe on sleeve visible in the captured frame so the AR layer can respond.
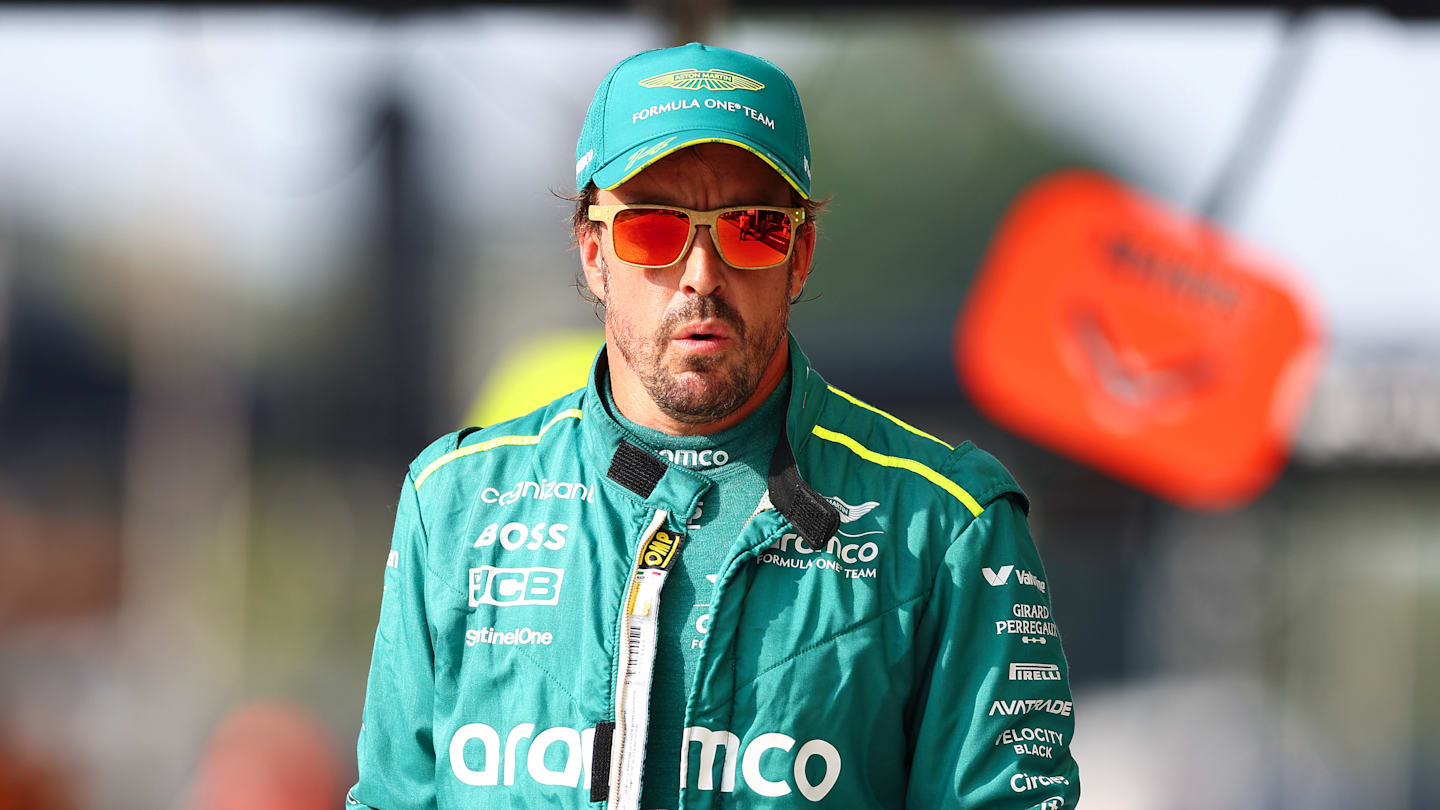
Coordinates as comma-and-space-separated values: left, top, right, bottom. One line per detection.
825, 385, 953, 450
414, 409, 582, 490
811, 424, 982, 517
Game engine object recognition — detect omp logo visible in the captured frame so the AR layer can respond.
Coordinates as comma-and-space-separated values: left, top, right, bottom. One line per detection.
989, 699, 1073, 718
1009, 663, 1062, 681
982, 565, 1047, 593
681, 727, 841, 801
659, 448, 729, 467
482, 479, 594, 506
624, 136, 677, 173
468, 567, 564, 607
1010, 772, 1071, 794
639, 68, 765, 92
447, 723, 840, 802
824, 496, 879, 523
640, 529, 681, 570
474, 522, 569, 551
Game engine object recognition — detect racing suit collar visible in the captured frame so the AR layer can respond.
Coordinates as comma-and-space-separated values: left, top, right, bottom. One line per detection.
582, 332, 840, 545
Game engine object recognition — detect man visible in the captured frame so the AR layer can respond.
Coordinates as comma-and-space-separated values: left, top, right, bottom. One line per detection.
347, 42, 1080, 810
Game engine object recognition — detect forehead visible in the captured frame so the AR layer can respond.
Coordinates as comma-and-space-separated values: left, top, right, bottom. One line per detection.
608, 142, 793, 206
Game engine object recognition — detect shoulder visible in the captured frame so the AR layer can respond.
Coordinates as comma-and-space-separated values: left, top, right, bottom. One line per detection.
802, 380, 1028, 527
406, 387, 587, 500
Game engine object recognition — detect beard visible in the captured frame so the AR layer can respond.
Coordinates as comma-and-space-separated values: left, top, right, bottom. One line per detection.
603, 257, 791, 424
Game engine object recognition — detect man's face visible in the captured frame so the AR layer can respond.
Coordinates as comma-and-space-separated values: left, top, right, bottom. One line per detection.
580, 143, 814, 425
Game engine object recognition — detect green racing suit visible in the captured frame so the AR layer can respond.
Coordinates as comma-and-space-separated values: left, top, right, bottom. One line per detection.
347, 334, 1080, 809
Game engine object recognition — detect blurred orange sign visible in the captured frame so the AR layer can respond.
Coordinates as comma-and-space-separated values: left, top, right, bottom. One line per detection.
956, 171, 1322, 509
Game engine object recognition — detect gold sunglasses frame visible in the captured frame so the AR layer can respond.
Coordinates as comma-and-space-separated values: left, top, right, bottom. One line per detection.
587, 204, 805, 269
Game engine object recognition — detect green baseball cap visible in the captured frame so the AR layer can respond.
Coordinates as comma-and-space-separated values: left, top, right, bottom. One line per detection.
575, 42, 812, 198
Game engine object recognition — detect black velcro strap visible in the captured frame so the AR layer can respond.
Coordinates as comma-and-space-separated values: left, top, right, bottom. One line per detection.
455, 426, 483, 447
768, 426, 840, 547
608, 440, 666, 498
590, 721, 615, 802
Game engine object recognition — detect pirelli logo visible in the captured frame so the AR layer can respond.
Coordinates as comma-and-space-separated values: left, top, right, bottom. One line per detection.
1009, 663, 1062, 681
639, 529, 682, 571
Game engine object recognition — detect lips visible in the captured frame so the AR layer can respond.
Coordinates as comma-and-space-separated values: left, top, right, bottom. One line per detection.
670, 320, 734, 343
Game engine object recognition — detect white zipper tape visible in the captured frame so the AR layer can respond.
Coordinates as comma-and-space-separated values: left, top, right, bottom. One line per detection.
607, 510, 683, 810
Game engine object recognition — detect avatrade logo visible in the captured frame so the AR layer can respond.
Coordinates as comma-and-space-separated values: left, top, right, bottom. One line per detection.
468, 566, 563, 607
1009, 663, 1061, 681
448, 723, 841, 801
639, 68, 765, 92
988, 699, 1073, 718
824, 496, 879, 523
482, 479, 593, 506
981, 565, 1047, 594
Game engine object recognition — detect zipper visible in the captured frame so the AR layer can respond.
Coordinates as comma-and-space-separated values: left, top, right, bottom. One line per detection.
607, 508, 683, 810
676, 491, 779, 810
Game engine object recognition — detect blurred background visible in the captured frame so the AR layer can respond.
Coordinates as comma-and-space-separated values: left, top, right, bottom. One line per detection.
1, 4, 1437, 808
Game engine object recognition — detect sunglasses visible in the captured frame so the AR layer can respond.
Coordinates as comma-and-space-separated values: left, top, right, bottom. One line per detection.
588, 204, 805, 270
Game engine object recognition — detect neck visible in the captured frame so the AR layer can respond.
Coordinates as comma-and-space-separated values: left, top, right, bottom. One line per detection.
608, 340, 790, 436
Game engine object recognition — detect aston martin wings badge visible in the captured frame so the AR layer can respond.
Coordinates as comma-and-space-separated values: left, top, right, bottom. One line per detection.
639, 69, 766, 92
825, 497, 880, 523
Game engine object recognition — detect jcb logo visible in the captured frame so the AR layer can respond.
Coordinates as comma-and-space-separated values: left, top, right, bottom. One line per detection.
468, 566, 564, 607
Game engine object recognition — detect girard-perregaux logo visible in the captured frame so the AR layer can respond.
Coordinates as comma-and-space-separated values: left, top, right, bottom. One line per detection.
639, 68, 765, 92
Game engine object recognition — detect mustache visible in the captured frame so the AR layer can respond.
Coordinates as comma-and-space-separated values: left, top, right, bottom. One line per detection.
657, 295, 746, 342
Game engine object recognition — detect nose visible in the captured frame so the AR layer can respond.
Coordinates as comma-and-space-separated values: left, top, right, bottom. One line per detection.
678, 225, 726, 297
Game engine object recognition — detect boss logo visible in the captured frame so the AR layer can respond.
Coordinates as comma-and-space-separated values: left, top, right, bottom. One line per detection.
468, 566, 564, 607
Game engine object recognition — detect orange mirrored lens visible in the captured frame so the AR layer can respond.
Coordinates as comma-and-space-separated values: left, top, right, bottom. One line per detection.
612, 209, 690, 266
716, 209, 792, 268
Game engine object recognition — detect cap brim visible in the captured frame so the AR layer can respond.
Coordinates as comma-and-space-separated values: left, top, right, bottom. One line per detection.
590, 132, 809, 199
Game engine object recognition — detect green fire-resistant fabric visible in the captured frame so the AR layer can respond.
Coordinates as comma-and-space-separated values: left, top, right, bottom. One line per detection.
346, 334, 1080, 810
599, 371, 789, 810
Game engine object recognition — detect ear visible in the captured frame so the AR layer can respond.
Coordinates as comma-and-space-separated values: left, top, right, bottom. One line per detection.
789, 220, 816, 299
579, 225, 607, 302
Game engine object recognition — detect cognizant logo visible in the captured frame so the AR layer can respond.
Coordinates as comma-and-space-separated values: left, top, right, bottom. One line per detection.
482, 479, 593, 505
447, 724, 842, 801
